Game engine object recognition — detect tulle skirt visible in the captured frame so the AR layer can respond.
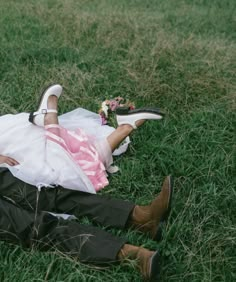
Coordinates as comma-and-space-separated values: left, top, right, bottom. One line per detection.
0, 108, 129, 193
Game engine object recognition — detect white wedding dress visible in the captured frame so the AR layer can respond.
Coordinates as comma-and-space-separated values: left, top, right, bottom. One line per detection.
0, 108, 130, 193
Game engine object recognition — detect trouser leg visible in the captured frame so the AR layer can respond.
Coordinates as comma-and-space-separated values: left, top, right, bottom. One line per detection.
0, 168, 134, 229
42, 220, 126, 263
0, 196, 126, 264
0, 196, 34, 247
55, 187, 134, 228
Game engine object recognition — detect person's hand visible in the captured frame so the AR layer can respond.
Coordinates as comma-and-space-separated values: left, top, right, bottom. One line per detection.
0, 155, 19, 166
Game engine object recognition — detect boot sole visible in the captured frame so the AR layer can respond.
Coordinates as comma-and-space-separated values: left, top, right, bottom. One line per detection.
161, 175, 174, 222
153, 222, 163, 242
149, 251, 161, 281
153, 176, 174, 242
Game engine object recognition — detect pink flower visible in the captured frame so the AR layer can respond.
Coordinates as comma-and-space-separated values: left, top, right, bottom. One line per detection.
110, 100, 119, 111
101, 115, 107, 125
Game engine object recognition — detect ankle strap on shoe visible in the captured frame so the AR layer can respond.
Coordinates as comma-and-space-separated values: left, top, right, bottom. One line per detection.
34, 109, 58, 115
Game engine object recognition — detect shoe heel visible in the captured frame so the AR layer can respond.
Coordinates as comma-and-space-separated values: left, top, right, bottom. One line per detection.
28, 112, 34, 124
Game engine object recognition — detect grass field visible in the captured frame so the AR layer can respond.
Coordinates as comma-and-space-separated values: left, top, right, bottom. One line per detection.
0, 0, 235, 281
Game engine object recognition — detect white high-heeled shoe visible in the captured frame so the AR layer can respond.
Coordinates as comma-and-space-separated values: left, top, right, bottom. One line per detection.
29, 84, 62, 127
116, 107, 164, 129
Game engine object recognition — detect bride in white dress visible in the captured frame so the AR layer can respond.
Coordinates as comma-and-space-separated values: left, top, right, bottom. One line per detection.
0, 84, 164, 193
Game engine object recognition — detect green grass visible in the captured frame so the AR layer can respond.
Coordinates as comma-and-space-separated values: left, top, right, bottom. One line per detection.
0, 0, 235, 281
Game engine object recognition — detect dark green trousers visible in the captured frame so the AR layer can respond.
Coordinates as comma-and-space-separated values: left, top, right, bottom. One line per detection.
0, 168, 134, 263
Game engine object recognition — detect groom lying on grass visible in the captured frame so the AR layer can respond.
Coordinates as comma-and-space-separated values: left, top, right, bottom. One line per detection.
0, 167, 173, 281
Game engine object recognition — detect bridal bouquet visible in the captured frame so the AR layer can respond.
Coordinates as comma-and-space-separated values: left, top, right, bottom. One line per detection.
98, 97, 135, 126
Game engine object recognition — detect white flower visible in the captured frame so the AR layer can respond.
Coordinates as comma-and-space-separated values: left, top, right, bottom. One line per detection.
102, 101, 109, 117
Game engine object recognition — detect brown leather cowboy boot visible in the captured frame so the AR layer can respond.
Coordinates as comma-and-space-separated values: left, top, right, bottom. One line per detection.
129, 175, 173, 241
117, 244, 161, 281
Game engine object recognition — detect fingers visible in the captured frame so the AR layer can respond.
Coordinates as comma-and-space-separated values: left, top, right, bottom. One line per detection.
5, 157, 19, 166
